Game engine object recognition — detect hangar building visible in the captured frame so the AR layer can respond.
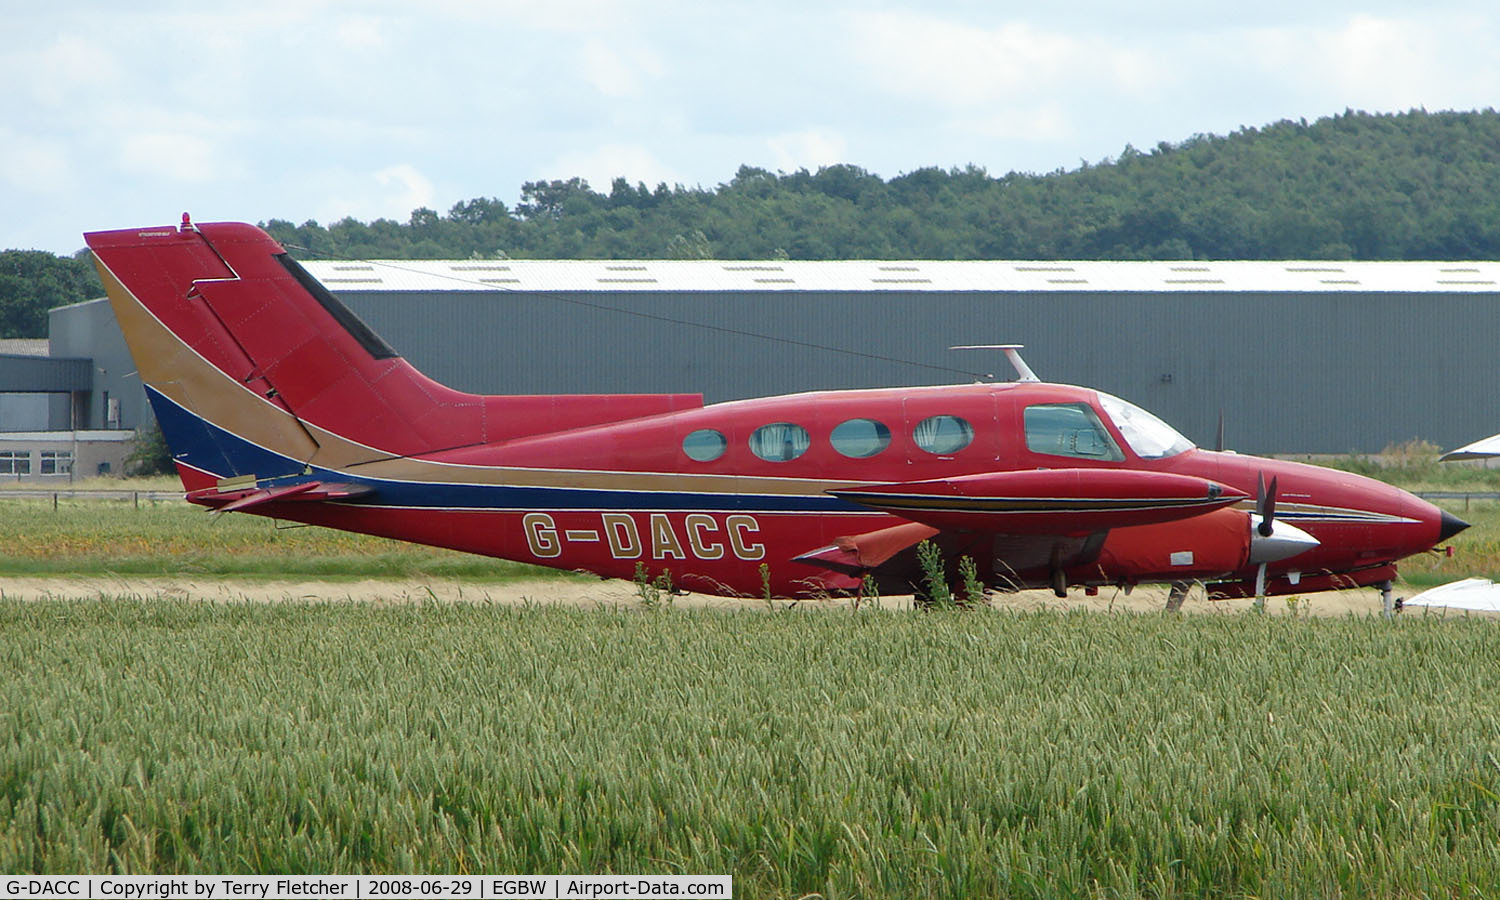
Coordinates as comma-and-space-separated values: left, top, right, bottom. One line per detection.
9, 257, 1500, 465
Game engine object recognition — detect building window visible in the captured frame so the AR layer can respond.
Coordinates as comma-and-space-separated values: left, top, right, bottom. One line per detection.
40, 451, 73, 475
0, 451, 30, 475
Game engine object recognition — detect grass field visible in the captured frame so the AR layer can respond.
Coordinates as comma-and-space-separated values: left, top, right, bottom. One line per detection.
2, 462, 1499, 896
3, 600, 1500, 896
0, 495, 559, 582
0, 486, 1494, 589
1393, 501, 1500, 588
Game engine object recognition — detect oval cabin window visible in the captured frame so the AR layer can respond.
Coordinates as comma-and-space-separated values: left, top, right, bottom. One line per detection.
830, 418, 892, 458
682, 428, 727, 462
749, 422, 811, 462
912, 415, 974, 455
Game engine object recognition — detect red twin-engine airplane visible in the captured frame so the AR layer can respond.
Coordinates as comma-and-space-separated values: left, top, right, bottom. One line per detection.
85, 217, 1468, 607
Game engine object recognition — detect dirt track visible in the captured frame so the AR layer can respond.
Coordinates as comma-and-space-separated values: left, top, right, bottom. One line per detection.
0, 574, 1442, 616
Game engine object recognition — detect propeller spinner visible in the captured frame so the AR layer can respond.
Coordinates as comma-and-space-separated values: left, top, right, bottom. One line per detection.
1248, 473, 1317, 605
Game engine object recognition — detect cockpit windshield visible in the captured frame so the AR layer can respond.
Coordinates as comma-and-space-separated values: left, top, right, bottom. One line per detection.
1096, 392, 1195, 459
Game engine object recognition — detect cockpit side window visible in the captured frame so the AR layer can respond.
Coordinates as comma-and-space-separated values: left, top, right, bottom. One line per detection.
1024, 403, 1125, 461
1095, 392, 1195, 459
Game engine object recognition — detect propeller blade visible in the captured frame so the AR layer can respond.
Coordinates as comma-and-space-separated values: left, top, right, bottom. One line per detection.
1256, 473, 1278, 537
1254, 562, 1267, 606
1215, 409, 1224, 453
1262, 476, 1278, 535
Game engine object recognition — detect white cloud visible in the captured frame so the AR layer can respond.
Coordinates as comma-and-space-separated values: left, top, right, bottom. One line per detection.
577, 37, 666, 98
0, 132, 71, 192
1246, 13, 1500, 111
540, 144, 681, 191
1325, 16, 1436, 107
375, 164, 437, 212
407, 0, 637, 32
117, 133, 224, 184
335, 16, 388, 49
300, 164, 439, 225
850, 12, 1162, 109
7, 0, 1500, 255
951, 105, 1075, 142
766, 131, 849, 173
14, 34, 122, 108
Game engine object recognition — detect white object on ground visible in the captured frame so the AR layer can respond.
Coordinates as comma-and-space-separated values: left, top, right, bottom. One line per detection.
1404, 578, 1500, 612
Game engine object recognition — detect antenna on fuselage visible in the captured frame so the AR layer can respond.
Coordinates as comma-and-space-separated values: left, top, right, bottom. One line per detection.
949, 344, 1040, 383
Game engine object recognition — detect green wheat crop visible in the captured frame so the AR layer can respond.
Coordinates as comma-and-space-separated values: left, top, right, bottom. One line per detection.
3, 599, 1499, 897
0, 499, 553, 581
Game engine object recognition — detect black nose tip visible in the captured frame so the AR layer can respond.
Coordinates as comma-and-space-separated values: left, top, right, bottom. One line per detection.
1439, 510, 1471, 542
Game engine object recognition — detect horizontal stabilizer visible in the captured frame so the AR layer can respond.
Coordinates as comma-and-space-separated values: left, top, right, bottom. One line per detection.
830, 468, 1246, 534
188, 480, 375, 513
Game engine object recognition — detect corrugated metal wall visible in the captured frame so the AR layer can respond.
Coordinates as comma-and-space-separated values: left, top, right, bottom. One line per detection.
338, 288, 1499, 455
45, 287, 1499, 455
0, 354, 91, 393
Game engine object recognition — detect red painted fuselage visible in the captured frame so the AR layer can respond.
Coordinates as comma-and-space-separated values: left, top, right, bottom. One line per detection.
84, 220, 1463, 599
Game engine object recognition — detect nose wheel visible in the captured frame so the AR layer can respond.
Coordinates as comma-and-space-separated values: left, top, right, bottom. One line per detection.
1380, 579, 1394, 619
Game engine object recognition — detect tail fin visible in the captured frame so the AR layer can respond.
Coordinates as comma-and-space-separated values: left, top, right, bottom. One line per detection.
85, 217, 700, 486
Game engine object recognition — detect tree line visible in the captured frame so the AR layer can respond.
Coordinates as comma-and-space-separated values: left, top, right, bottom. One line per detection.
0, 249, 101, 339
6, 108, 1500, 338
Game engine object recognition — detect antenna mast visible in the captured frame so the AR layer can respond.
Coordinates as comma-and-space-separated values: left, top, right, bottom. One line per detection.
949, 344, 1040, 382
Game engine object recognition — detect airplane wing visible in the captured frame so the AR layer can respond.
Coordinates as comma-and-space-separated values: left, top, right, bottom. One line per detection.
793, 468, 1252, 592
829, 468, 1246, 534
1403, 578, 1500, 612
1441, 433, 1500, 461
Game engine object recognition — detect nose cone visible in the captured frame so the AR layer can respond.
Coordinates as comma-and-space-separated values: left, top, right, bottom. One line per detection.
1439, 510, 1471, 542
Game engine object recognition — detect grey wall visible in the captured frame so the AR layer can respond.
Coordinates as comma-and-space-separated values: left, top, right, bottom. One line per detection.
0, 353, 90, 393
0, 394, 48, 431
44, 287, 1500, 455
338, 289, 1496, 455
48, 300, 145, 432
0, 354, 92, 431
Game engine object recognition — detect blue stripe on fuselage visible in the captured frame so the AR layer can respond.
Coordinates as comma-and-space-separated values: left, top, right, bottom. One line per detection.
148, 386, 295, 480
146, 386, 856, 513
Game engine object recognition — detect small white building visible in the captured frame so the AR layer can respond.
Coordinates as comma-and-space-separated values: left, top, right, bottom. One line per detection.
0, 337, 136, 480
0, 430, 136, 480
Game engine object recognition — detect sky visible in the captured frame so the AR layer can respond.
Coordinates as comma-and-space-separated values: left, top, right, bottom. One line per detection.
5, 0, 1500, 255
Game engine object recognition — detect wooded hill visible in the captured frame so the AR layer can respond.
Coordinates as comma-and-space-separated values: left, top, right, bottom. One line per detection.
5, 109, 1500, 337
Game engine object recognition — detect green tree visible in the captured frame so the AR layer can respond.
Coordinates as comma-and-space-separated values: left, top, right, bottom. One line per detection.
65, 109, 1500, 267
0, 250, 101, 338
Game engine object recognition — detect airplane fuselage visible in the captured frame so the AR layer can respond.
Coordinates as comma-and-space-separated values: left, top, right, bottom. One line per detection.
150, 376, 1453, 599
87, 219, 1463, 601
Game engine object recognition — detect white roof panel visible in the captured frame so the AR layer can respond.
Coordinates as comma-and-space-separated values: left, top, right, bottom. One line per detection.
300, 259, 1500, 294
0, 338, 49, 356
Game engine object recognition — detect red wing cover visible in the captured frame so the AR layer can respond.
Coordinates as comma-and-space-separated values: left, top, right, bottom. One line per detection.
793, 521, 941, 574
830, 468, 1246, 535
